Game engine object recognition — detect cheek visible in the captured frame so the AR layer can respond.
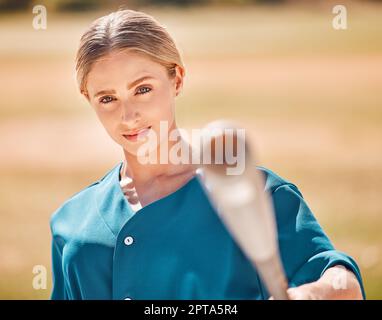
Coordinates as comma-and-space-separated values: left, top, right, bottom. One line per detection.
93, 104, 122, 140
146, 88, 175, 122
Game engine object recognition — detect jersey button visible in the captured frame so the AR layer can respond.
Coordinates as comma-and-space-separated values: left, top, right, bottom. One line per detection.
124, 236, 134, 246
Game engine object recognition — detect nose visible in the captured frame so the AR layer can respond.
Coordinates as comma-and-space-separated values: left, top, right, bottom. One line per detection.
121, 101, 141, 126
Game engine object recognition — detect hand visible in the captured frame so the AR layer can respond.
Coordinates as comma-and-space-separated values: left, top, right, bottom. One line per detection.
269, 265, 363, 300
287, 283, 323, 300
268, 282, 322, 300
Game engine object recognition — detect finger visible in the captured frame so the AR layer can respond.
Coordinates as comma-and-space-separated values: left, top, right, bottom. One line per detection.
286, 288, 303, 300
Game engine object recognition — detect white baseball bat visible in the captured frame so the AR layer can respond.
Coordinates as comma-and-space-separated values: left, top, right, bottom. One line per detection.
198, 120, 289, 300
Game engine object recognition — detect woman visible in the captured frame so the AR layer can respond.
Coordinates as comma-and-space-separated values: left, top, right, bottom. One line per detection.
50, 9, 365, 300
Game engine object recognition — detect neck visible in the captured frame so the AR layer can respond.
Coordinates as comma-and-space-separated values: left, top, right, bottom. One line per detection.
121, 127, 196, 186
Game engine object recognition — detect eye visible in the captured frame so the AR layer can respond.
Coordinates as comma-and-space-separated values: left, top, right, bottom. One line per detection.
99, 96, 116, 104
136, 86, 152, 95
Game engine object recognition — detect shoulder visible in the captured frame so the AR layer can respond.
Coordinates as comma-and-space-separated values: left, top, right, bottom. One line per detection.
49, 163, 121, 237
256, 165, 301, 196
255, 165, 307, 225
49, 180, 98, 236
256, 166, 320, 232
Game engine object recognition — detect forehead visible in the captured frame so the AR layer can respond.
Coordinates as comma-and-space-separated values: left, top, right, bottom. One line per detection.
86, 50, 167, 91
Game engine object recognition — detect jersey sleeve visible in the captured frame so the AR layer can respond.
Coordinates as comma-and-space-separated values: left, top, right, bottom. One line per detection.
269, 183, 366, 299
50, 227, 68, 300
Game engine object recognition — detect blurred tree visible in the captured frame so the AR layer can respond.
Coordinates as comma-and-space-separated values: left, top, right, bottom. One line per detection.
56, 0, 102, 11
117, 0, 206, 6
0, 0, 31, 11
146, 0, 206, 5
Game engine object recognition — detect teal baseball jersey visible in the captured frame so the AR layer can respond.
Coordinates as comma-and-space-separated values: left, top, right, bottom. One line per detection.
50, 161, 365, 300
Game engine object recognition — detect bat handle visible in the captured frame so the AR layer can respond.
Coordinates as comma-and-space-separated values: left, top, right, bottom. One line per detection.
255, 254, 290, 300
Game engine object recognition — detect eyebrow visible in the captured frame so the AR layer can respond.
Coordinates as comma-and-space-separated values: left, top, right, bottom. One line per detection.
127, 75, 155, 90
93, 75, 155, 98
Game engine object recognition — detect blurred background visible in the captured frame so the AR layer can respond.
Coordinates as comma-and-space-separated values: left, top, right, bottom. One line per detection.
0, 0, 381, 299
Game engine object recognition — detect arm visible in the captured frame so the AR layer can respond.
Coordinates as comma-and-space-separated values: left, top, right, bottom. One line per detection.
267, 183, 365, 300
285, 265, 363, 300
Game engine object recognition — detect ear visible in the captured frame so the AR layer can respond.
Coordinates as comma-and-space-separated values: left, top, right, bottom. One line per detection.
174, 65, 185, 97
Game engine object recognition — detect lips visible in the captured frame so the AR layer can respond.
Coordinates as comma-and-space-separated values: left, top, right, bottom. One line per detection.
123, 126, 152, 142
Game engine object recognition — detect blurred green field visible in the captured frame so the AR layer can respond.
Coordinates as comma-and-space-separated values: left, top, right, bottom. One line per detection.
0, 2, 381, 299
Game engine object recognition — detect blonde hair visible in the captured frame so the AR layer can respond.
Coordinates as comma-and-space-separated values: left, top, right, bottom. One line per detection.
75, 9, 185, 96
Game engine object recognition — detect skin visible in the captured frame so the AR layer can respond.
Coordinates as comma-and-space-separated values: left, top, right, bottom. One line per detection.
85, 49, 197, 207
270, 265, 363, 300
83, 48, 363, 300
